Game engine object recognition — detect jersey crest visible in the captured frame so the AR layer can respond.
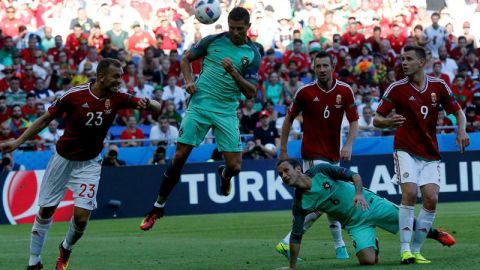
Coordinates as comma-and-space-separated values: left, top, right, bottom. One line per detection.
335, 94, 342, 108
104, 99, 112, 114
431, 93, 437, 107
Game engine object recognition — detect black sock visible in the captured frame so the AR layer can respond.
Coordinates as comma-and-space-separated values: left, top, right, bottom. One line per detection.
156, 160, 186, 204
426, 228, 438, 239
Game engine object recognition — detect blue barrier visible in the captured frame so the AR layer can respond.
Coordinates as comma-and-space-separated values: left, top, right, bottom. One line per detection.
1, 151, 479, 224
10, 132, 480, 170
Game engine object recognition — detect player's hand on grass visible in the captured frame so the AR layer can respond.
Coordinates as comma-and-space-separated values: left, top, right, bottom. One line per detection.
386, 114, 406, 127
456, 129, 470, 154
0, 139, 20, 154
221, 57, 236, 75
185, 81, 197, 95
353, 194, 369, 211
340, 144, 352, 161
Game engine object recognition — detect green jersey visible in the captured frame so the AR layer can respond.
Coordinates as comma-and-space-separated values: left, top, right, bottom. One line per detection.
188, 33, 261, 115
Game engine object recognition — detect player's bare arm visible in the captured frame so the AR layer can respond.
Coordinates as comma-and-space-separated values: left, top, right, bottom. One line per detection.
221, 57, 256, 99
454, 109, 470, 153
137, 97, 161, 112
180, 50, 197, 95
0, 111, 55, 153
341, 120, 358, 161
373, 113, 406, 128
279, 114, 293, 160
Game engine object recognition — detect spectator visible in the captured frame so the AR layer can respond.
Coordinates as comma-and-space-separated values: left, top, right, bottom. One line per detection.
4, 77, 26, 107
276, 114, 301, 140
65, 24, 89, 56
465, 105, 480, 132
341, 22, 365, 58
452, 75, 473, 108
72, 62, 94, 86
88, 23, 105, 51
0, 121, 16, 142
69, 7, 94, 34
437, 110, 454, 134
387, 24, 407, 54
162, 76, 186, 112
283, 71, 303, 106
424, 12, 447, 58
262, 72, 284, 105
358, 106, 377, 137
138, 46, 160, 81
134, 76, 154, 99
106, 21, 129, 50
462, 50, 480, 77
365, 26, 382, 53
282, 39, 309, 74
412, 24, 428, 47
46, 35, 67, 63
39, 119, 64, 148
41, 26, 55, 52
259, 48, 282, 81
0, 152, 26, 172
253, 110, 280, 159
7, 104, 30, 137
1, 6, 21, 38
127, 21, 155, 57
429, 61, 452, 87
148, 145, 167, 165
100, 38, 119, 59
438, 46, 458, 82
33, 102, 46, 122
240, 98, 259, 134
19, 64, 36, 92
122, 61, 138, 91
149, 116, 179, 146
102, 144, 126, 167
0, 36, 17, 66
461, 21, 477, 49
33, 78, 55, 106
21, 93, 37, 121
0, 96, 10, 123
32, 50, 52, 80
78, 46, 99, 74
450, 36, 468, 64
161, 100, 182, 128
120, 116, 145, 147
154, 16, 183, 52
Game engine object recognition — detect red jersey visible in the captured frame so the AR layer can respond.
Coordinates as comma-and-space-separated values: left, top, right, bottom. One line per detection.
127, 32, 155, 55
340, 32, 365, 58
120, 128, 145, 140
48, 83, 140, 161
282, 50, 309, 73
376, 76, 461, 160
288, 79, 359, 162
387, 34, 407, 54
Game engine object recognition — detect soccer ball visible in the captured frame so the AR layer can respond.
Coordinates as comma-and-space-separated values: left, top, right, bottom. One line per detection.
194, 0, 221, 25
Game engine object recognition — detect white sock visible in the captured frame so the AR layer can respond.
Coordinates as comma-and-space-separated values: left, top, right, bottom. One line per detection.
327, 216, 345, 249
154, 201, 166, 208
62, 218, 86, 250
412, 208, 436, 253
399, 205, 415, 253
282, 232, 291, 244
29, 215, 53, 266
281, 212, 322, 244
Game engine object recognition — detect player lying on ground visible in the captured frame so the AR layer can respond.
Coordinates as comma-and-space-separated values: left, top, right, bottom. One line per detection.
275, 159, 455, 269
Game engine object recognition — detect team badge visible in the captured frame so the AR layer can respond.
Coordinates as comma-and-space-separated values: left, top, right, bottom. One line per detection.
241, 56, 249, 69
331, 198, 340, 205
403, 172, 409, 178
323, 182, 331, 189
104, 99, 112, 114
431, 92, 438, 107
335, 94, 342, 108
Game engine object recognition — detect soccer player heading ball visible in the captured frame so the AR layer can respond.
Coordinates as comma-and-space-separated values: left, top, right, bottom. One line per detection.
140, 6, 261, 230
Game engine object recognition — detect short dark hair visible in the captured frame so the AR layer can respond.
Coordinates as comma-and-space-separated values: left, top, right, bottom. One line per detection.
0, 95, 6, 101
314, 51, 334, 66
403, 45, 426, 61
431, 12, 440, 18
26, 93, 36, 99
97, 58, 122, 75
276, 159, 302, 170
228, 7, 250, 24
293, 39, 303, 45
458, 36, 467, 42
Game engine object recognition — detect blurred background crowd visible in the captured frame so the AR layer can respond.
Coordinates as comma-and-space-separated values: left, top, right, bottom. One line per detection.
1, 0, 480, 166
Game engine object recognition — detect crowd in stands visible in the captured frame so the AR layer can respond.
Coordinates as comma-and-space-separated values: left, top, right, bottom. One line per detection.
1, 0, 480, 165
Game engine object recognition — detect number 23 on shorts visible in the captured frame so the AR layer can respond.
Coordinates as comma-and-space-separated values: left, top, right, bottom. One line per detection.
79, 183, 96, 198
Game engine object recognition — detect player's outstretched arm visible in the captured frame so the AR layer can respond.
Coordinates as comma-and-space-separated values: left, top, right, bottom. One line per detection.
373, 113, 406, 128
137, 97, 161, 113
0, 111, 54, 153
279, 114, 293, 160
454, 109, 470, 153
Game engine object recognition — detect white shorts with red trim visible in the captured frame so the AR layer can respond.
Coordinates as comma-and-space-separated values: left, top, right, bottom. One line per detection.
392, 150, 440, 187
39, 152, 102, 210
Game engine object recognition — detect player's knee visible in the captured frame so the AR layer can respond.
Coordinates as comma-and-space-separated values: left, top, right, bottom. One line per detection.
227, 163, 241, 176
422, 194, 438, 209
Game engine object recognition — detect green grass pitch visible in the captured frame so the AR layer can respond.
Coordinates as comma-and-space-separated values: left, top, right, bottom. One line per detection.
1, 202, 479, 269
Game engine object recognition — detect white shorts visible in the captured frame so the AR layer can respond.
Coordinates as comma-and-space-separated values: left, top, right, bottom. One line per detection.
392, 150, 440, 187
302, 159, 339, 171
39, 152, 102, 210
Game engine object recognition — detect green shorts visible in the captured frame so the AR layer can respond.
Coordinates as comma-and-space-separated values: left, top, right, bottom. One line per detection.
347, 197, 399, 254
177, 107, 242, 152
